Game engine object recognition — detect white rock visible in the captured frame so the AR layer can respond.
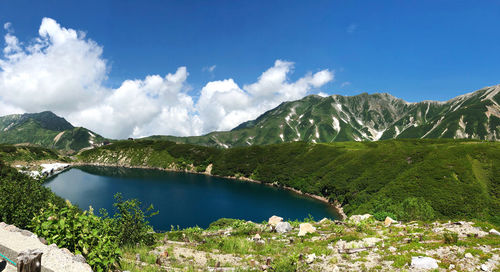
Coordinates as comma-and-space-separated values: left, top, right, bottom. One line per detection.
275, 222, 292, 234
268, 215, 283, 227
388, 246, 397, 253
449, 264, 455, 270
306, 253, 316, 264
465, 253, 473, 259
384, 216, 397, 227
298, 223, 316, 236
253, 233, 261, 241
411, 256, 438, 270
480, 263, 490, 271
489, 229, 500, 236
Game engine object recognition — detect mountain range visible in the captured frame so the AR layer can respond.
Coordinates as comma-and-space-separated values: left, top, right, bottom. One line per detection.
1, 84, 499, 151
148, 84, 500, 147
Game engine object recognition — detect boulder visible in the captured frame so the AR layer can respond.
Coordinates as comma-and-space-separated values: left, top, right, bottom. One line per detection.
306, 253, 316, 264
253, 233, 261, 241
298, 223, 316, 236
465, 253, 473, 259
276, 222, 292, 234
319, 218, 330, 224
348, 214, 372, 224
384, 216, 397, 227
411, 256, 438, 270
268, 215, 283, 227
489, 229, 500, 236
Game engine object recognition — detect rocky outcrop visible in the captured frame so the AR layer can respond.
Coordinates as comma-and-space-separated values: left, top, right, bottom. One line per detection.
298, 223, 316, 236
0, 222, 91, 272
268, 215, 283, 227
275, 222, 292, 234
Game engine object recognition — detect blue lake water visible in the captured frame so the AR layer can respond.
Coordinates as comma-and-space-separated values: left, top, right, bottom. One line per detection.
45, 166, 339, 231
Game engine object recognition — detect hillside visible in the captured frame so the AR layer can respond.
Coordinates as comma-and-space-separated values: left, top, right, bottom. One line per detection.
150, 85, 500, 147
0, 111, 107, 153
78, 139, 500, 225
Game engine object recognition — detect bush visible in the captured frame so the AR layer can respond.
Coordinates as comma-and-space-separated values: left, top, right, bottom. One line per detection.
0, 160, 64, 228
396, 197, 435, 221
373, 211, 397, 221
111, 193, 158, 246
30, 202, 121, 271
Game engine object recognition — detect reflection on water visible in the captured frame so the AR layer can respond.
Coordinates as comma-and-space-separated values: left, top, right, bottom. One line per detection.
45, 166, 339, 230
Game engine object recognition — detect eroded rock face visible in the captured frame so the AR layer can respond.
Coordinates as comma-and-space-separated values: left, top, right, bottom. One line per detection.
268, 215, 283, 227
276, 222, 292, 234
411, 256, 438, 270
298, 223, 316, 236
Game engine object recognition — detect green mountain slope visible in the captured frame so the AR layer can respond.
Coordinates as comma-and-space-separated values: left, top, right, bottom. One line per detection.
150, 85, 500, 147
78, 139, 500, 224
0, 111, 106, 153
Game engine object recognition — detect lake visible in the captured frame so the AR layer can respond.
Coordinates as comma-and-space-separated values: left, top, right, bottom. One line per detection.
45, 165, 339, 230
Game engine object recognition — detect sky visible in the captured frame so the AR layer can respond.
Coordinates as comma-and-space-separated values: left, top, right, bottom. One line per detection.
0, 1, 499, 138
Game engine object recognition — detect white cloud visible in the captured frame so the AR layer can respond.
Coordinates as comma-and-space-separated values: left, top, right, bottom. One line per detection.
0, 18, 334, 139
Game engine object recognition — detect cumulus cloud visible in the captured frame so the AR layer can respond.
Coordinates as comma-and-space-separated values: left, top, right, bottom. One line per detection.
0, 18, 333, 138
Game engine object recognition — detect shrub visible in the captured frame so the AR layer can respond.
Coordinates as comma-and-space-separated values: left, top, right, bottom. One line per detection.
111, 193, 158, 246
0, 160, 64, 228
396, 197, 435, 221
373, 211, 397, 221
30, 202, 121, 271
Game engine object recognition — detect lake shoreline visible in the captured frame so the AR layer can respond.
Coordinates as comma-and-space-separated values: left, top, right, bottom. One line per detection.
70, 162, 347, 220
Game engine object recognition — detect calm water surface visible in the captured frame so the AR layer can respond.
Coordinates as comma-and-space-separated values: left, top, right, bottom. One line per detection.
45, 166, 339, 230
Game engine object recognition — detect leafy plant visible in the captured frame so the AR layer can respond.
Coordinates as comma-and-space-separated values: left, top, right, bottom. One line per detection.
30, 202, 121, 271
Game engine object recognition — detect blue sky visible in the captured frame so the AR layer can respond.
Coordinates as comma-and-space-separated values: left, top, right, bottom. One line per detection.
0, 1, 499, 138
2, 0, 499, 101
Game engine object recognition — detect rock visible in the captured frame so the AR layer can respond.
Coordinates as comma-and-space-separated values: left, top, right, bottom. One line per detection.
449, 264, 455, 270
298, 223, 316, 236
38, 237, 48, 245
276, 222, 292, 234
72, 254, 86, 263
135, 253, 141, 262
388, 246, 397, 253
384, 216, 397, 227
253, 233, 261, 241
319, 218, 330, 224
465, 253, 473, 259
489, 229, 500, 236
268, 215, 283, 227
480, 264, 491, 271
348, 214, 372, 224
306, 253, 316, 264
411, 256, 438, 270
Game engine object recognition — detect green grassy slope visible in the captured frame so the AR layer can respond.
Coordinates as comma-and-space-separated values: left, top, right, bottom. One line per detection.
0, 144, 66, 163
78, 139, 500, 224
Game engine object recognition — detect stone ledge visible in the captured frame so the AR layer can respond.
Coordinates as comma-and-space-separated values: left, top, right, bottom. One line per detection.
0, 222, 91, 272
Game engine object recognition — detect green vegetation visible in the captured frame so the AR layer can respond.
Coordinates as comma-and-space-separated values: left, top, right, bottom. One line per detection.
29, 193, 158, 271
0, 144, 67, 163
79, 139, 500, 225
30, 202, 121, 271
0, 160, 65, 228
